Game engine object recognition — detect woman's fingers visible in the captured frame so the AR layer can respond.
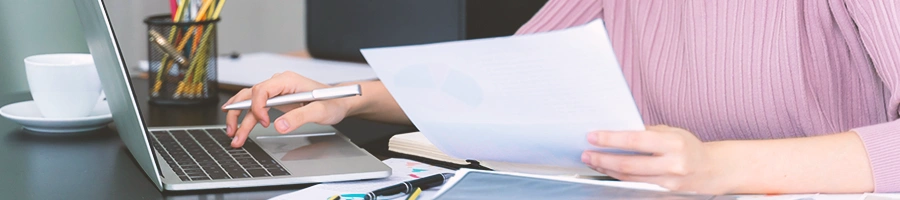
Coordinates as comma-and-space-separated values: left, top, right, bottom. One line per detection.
222, 71, 334, 141
272, 101, 347, 134
225, 110, 242, 137
224, 89, 252, 136
582, 151, 687, 176
272, 104, 303, 113
249, 83, 279, 127
247, 74, 301, 127
597, 169, 684, 190
222, 88, 251, 111
587, 130, 681, 154
231, 113, 259, 148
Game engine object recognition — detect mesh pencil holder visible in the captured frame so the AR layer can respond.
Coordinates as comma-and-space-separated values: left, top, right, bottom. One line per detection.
145, 14, 220, 105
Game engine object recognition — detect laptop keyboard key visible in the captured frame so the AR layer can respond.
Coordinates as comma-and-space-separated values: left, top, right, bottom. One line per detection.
247, 169, 270, 177
208, 172, 230, 180
184, 169, 204, 175
231, 172, 251, 179
241, 163, 262, 170
188, 176, 210, 181
202, 166, 222, 173
236, 158, 257, 164
268, 168, 290, 176
225, 168, 244, 175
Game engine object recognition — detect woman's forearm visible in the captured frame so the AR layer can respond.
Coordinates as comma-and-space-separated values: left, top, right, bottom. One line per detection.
338, 80, 412, 125
709, 132, 873, 194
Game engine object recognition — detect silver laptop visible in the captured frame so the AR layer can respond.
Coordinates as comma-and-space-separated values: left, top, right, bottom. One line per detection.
73, 0, 391, 191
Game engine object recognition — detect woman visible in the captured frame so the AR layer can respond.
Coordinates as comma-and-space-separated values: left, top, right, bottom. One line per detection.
224, 0, 900, 194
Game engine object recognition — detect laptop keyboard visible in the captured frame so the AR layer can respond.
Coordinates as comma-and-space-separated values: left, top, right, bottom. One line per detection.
150, 128, 291, 181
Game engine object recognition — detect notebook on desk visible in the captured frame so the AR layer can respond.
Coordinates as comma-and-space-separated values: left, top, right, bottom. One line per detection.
389, 132, 470, 166
389, 132, 606, 176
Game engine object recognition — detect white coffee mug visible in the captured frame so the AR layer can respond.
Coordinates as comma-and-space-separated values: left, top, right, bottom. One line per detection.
24, 53, 102, 118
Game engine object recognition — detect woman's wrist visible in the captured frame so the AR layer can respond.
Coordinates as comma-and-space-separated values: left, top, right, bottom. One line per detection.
333, 81, 374, 117
704, 141, 749, 194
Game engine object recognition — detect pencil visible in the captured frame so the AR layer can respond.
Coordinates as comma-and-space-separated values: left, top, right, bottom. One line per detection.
185, 0, 214, 97
190, 0, 213, 54
175, 0, 217, 97
212, 0, 226, 19
169, 0, 227, 98
153, 0, 190, 96
169, 0, 177, 20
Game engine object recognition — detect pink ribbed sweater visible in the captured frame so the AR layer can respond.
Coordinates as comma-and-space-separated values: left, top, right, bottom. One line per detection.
516, 0, 900, 192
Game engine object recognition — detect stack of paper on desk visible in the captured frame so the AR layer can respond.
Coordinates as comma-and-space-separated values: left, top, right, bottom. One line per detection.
216, 53, 377, 86
139, 52, 378, 86
362, 19, 644, 175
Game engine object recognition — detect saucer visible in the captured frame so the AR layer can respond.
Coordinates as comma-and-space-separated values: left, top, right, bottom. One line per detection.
0, 100, 113, 133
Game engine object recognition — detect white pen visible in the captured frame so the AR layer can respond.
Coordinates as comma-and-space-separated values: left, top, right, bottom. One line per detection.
222, 84, 361, 110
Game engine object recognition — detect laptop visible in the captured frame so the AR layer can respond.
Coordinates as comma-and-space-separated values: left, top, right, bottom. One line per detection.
72, 0, 391, 191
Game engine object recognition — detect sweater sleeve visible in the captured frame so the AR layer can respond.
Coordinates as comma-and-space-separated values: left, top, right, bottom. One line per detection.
840, 0, 900, 192
514, 0, 605, 35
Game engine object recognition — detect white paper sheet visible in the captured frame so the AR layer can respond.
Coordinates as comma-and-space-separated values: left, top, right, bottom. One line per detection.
270, 158, 454, 200
139, 52, 377, 86
361, 19, 644, 171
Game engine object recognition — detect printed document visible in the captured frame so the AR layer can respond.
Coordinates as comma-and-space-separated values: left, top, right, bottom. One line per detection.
361, 19, 644, 174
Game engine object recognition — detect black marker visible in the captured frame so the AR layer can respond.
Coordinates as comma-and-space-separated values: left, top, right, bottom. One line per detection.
364, 173, 454, 200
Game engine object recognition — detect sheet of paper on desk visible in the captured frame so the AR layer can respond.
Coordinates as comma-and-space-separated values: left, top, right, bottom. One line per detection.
139, 52, 377, 86
361, 19, 644, 173
269, 158, 454, 200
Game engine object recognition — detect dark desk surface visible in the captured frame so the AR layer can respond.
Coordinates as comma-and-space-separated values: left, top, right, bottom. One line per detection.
0, 78, 415, 200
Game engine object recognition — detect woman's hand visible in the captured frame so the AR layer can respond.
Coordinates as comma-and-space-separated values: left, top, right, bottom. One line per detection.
222, 71, 352, 148
581, 125, 739, 194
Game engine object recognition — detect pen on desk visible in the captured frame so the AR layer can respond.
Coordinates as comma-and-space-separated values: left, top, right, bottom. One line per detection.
364, 173, 454, 200
222, 84, 362, 110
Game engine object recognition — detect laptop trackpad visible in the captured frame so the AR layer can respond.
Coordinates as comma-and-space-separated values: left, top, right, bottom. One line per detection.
254, 135, 366, 161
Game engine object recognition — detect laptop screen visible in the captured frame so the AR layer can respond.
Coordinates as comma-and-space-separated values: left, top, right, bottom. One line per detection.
73, 0, 164, 190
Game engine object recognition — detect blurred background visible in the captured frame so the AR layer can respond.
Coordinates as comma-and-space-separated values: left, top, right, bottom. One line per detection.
0, 0, 545, 144
0, 0, 306, 94
0, 0, 545, 95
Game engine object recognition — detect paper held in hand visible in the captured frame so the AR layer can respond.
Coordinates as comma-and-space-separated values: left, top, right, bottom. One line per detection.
361, 19, 644, 175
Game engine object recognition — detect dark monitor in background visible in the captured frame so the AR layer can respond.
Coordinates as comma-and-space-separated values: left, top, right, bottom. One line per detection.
306, 0, 548, 63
